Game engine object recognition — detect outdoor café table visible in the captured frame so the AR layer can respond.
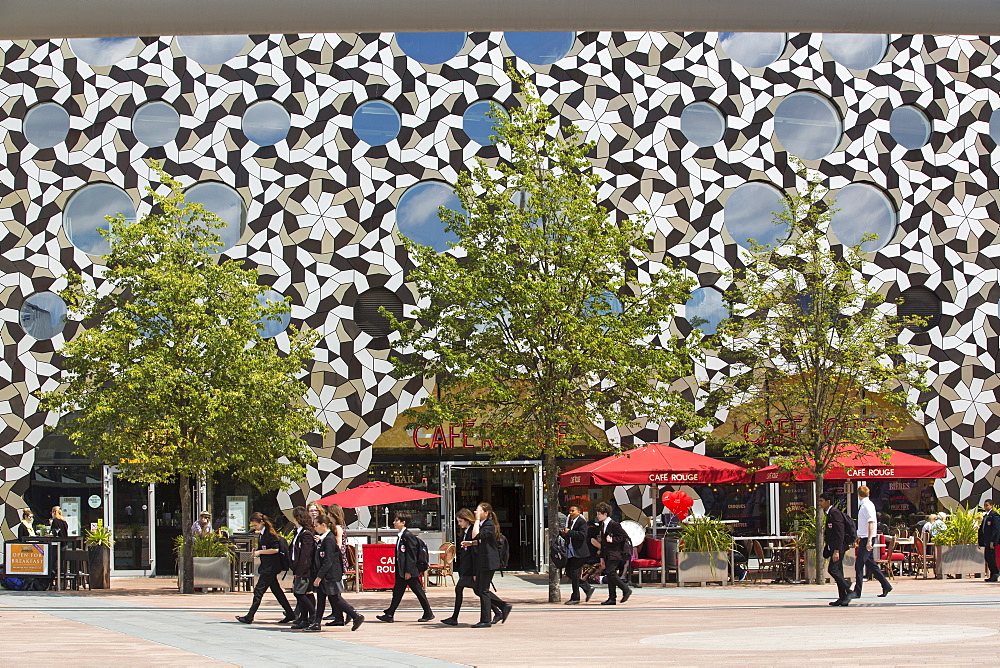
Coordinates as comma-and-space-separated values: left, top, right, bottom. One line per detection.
733, 536, 797, 583
894, 536, 916, 575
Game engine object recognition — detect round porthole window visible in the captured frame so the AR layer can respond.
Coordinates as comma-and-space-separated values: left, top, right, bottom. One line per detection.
718, 32, 786, 68
242, 100, 290, 146
504, 32, 575, 65
177, 35, 248, 65
724, 182, 788, 248
463, 100, 507, 145
396, 181, 466, 253
132, 101, 180, 147
821, 34, 888, 70
395, 32, 466, 64
987, 108, 999, 145
889, 106, 931, 150
20, 291, 68, 340
685, 287, 727, 335
830, 184, 896, 252
354, 287, 404, 341
63, 183, 136, 255
898, 286, 941, 332
773, 92, 842, 160
353, 100, 402, 146
69, 37, 138, 66
255, 289, 291, 338
24, 103, 70, 149
680, 102, 726, 147
185, 182, 246, 252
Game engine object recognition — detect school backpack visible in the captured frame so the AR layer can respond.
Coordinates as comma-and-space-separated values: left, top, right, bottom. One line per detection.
498, 532, 510, 572
1, 575, 26, 591
415, 535, 430, 572
841, 509, 858, 546
620, 531, 634, 562
276, 534, 291, 576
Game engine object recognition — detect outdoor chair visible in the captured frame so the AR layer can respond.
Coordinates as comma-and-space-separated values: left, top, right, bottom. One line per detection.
631, 537, 663, 584
344, 543, 360, 591
875, 535, 905, 578
426, 542, 455, 587
912, 536, 937, 578
746, 540, 783, 583
233, 551, 255, 591
61, 549, 90, 590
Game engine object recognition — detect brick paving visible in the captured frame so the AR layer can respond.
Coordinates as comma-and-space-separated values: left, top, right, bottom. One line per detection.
3, 575, 1000, 666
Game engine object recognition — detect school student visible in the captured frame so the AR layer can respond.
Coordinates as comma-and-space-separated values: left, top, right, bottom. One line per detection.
289, 507, 316, 630
307, 512, 364, 632
442, 508, 502, 626
236, 512, 295, 624
463, 503, 512, 628
376, 511, 434, 623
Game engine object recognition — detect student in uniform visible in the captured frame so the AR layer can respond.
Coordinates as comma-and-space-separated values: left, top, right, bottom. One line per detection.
236, 512, 296, 624
324, 503, 353, 626
464, 503, 512, 628
594, 501, 632, 605
442, 508, 502, 625
307, 512, 364, 632
377, 511, 435, 623
289, 506, 316, 630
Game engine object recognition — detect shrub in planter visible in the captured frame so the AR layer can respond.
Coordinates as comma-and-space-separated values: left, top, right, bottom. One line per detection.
933, 506, 983, 578
84, 522, 114, 589
678, 516, 733, 585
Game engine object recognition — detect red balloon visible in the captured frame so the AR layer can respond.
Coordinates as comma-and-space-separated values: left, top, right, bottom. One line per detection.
676, 509, 689, 521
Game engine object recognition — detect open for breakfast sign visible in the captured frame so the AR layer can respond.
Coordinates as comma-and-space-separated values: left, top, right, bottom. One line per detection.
5, 542, 49, 575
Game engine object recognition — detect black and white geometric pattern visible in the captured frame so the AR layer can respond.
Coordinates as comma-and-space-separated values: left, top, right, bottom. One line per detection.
1, 32, 999, 537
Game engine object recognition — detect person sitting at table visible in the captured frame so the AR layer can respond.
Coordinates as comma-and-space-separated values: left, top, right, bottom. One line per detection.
49, 506, 68, 537
924, 513, 946, 539
190, 511, 213, 537
17, 508, 36, 539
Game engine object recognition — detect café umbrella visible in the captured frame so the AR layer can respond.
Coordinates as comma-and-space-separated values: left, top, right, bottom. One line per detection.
752, 449, 946, 482
317, 481, 441, 540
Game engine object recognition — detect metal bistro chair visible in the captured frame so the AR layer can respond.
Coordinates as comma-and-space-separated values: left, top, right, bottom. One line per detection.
747, 540, 783, 584
427, 542, 456, 587
61, 549, 90, 591
344, 544, 361, 592
233, 550, 256, 591
912, 535, 937, 578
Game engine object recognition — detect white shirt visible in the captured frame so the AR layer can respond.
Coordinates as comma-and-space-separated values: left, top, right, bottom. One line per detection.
857, 497, 877, 538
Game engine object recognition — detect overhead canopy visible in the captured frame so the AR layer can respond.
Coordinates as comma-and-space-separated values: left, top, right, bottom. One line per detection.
753, 449, 946, 482
317, 480, 440, 508
560, 443, 748, 487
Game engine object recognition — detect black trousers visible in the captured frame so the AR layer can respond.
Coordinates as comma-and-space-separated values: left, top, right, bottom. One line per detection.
854, 541, 891, 594
985, 545, 998, 578
566, 556, 593, 600
474, 569, 507, 623
451, 574, 501, 620
828, 553, 850, 600
385, 574, 433, 616
314, 589, 358, 625
246, 571, 293, 620
603, 559, 629, 601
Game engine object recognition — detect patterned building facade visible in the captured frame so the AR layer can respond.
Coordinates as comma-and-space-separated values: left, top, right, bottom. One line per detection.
2, 31, 999, 544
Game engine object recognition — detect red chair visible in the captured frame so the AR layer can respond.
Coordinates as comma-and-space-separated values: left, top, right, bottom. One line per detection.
632, 537, 662, 584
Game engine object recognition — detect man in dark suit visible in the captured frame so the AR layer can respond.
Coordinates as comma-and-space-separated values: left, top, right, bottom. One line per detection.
819, 492, 852, 606
594, 501, 632, 605
560, 504, 594, 604
978, 499, 1000, 582
376, 511, 434, 623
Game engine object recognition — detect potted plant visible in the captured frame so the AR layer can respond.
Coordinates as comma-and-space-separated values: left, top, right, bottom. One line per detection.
175, 533, 236, 592
677, 516, 733, 586
791, 509, 856, 583
84, 521, 114, 589
933, 506, 983, 579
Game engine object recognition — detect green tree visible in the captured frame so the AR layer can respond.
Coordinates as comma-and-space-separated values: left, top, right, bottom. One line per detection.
710, 161, 927, 582
40, 164, 322, 593
389, 71, 703, 602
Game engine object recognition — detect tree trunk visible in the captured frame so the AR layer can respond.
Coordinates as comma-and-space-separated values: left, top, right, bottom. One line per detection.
180, 474, 194, 594
813, 474, 825, 585
544, 448, 561, 603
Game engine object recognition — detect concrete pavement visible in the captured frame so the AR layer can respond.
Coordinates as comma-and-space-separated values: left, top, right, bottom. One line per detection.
3, 574, 1000, 666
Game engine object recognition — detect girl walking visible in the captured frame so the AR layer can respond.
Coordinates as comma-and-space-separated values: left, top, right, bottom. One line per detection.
289, 506, 316, 630
236, 512, 295, 625
308, 512, 364, 632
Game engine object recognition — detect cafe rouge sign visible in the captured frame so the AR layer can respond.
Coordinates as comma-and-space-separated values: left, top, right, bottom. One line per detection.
408, 422, 570, 450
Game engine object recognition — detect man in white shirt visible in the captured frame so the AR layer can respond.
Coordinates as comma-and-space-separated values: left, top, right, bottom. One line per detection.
850, 485, 892, 599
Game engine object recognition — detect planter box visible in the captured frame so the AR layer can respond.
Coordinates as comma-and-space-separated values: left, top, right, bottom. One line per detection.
677, 551, 728, 587
935, 544, 983, 579
88, 545, 111, 589
804, 550, 856, 584
177, 557, 232, 592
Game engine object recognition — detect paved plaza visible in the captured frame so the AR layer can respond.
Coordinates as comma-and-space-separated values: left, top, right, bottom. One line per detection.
3, 575, 1000, 666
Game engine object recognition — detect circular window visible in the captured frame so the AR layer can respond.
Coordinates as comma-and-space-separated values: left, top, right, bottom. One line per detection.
396, 181, 466, 253
889, 106, 931, 150
395, 32, 466, 64
24, 103, 70, 149
830, 184, 896, 252
718, 32, 786, 68
463, 100, 507, 145
64, 183, 136, 255
898, 286, 941, 332
354, 287, 404, 340
132, 101, 180, 147
680, 102, 726, 147
988, 108, 1000, 145
176, 35, 248, 65
773, 92, 842, 160
242, 100, 290, 146
255, 289, 291, 339
724, 182, 788, 248
69, 37, 138, 66
504, 32, 575, 65
821, 34, 888, 70
20, 291, 68, 340
185, 183, 246, 252
685, 287, 727, 335
353, 100, 401, 146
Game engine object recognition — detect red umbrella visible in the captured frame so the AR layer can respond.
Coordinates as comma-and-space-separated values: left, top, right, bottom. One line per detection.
752, 449, 946, 482
559, 443, 748, 487
317, 480, 441, 508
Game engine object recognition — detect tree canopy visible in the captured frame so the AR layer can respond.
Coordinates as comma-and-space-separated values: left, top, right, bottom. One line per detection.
388, 70, 704, 601
40, 164, 322, 591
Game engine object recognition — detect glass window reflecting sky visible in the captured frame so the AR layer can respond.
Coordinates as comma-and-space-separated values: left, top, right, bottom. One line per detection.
463, 100, 506, 145
177, 35, 248, 65
185, 182, 246, 252
24, 103, 70, 149
132, 101, 179, 147
830, 183, 896, 251
822, 34, 888, 70
20, 292, 68, 340
504, 32, 575, 65
353, 100, 401, 146
396, 32, 466, 64
890, 105, 931, 149
774, 92, 842, 160
680, 102, 725, 147
718, 32, 786, 68
396, 181, 466, 252
242, 100, 290, 146
255, 289, 291, 338
69, 37, 138, 66
64, 183, 136, 255
686, 287, 727, 335
724, 182, 788, 248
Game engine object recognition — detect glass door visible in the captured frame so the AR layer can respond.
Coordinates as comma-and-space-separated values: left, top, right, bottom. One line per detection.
107, 468, 154, 575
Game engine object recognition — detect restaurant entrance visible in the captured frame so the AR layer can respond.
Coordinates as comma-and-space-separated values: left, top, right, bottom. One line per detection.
440, 461, 543, 572
105, 469, 183, 576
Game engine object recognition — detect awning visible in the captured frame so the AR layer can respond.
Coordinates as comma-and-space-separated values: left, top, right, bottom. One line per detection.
559, 443, 749, 487
753, 449, 946, 482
